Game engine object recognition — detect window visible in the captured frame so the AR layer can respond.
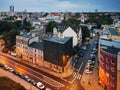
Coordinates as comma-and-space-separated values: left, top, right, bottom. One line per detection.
102, 62, 104, 67
111, 67, 115, 72
106, 65, 109, 70
111, 60, 115, 65
106, 58, 109, 63
106, 72, 109, 77
111, 75, 115, 80
111, 83, 115, 87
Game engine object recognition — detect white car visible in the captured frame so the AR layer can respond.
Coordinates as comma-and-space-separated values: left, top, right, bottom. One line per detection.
37, 82, 45, 90
84, 69, 93, 74
4, 65, 10, 70
9, 67, 14, 72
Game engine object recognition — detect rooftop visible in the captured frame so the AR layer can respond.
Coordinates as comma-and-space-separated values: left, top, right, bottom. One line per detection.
44, 37, 72, 44
103, 28, 120, 36
29, 42, 43, 50
100, 38, 120, 55
57, 24, 80, 33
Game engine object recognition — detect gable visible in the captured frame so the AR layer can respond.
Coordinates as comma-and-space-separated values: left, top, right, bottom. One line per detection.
63, 27, 77, 37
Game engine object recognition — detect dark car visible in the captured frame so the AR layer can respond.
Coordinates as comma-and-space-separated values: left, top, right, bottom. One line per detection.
30, 79, 36, 86
13, 71, 20, 76
19, 74, 25, 79
0, 63, 4, 67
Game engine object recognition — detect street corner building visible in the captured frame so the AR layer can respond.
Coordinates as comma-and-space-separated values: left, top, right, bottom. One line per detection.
43, 36, 73, 73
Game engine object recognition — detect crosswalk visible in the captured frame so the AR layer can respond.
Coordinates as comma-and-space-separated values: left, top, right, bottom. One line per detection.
72, 72, 82, 80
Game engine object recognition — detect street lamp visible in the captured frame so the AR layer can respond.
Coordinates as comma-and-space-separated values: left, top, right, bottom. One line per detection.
88, 73, 90, 84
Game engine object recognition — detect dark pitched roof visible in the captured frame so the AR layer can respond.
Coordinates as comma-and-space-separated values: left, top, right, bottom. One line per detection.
56, 24, 80, 33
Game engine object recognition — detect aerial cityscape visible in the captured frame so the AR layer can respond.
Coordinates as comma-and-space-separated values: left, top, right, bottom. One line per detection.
0, 0, 120, 90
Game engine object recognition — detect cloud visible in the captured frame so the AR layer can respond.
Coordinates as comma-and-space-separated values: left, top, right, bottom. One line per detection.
0, 0, 119, 12
56, 1, 79, 8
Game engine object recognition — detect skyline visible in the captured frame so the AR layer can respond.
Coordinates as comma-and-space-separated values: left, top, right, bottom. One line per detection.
0, 0, 120, 12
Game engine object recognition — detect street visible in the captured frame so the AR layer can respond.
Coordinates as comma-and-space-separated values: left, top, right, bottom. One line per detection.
0, 37, 98, 90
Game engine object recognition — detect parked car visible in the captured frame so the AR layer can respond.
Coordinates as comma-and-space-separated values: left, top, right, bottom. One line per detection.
3, 65, 10, 70
0, 63, 4, 67
13, 71, 20, 76
19, 74, 25, 79
24, 76, 31, 82
8, 67, 14, 72
30, 79, 36, 86
36, 82, 45, 90
72, 57, 78, 67
84, 66, 93, 74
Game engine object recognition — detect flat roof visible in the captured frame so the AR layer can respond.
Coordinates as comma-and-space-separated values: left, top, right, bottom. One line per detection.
29, 42, 43, 50
100, 38, 120, 55
103, 28, 119, 36
44, 37, 72, 44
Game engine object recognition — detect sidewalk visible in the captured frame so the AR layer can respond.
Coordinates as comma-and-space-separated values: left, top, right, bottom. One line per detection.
0, 68, 39, 90
80, 72, 103, 90
80, 57, 104, 90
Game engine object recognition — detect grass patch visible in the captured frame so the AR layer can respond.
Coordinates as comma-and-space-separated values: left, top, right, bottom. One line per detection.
0, 77, 26, 90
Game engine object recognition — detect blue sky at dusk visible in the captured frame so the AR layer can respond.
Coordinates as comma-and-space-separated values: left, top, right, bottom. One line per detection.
0, 0, 120, 12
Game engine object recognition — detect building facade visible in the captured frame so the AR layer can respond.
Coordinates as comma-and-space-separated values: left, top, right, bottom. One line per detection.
43, 37, 73, 73
16, 31, 44, 65
53, 25, 82, 47
98, 38, 120, 90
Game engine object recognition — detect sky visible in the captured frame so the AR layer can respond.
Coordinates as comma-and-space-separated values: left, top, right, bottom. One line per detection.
0, 0, 120, 12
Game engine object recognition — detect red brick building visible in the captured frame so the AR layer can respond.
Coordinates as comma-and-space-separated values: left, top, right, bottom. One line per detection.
98, 38, 120, 90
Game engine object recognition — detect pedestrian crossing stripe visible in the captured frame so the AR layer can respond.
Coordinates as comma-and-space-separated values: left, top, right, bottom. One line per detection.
72, 72, 81, 80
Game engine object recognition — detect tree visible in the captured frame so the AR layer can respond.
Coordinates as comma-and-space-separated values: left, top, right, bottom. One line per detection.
46, 21, 57, 33
13, 20, 22, 29
3, 29, 20, 50
62, 18, 80, 26
21, 18, 35, 32
81, 26, 90, 42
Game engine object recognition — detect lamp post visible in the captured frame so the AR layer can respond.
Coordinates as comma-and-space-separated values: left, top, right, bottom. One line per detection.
88, 73, 90, 84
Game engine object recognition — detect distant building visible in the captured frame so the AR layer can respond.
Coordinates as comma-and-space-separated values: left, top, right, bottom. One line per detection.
102, 28, 120, 41
10, 6, 14, 12
115, 21, 120, 28
46, 13, 64, 23
43, 37, 73, 73
81, 14, 85, 23
98, 28, 120, 90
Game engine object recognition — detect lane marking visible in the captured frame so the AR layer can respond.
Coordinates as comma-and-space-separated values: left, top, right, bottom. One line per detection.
71, 62, 83, 83
2, 59, 65, 87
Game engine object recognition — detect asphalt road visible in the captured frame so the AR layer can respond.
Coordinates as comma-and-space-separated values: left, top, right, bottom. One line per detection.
0, 54, 65, 90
